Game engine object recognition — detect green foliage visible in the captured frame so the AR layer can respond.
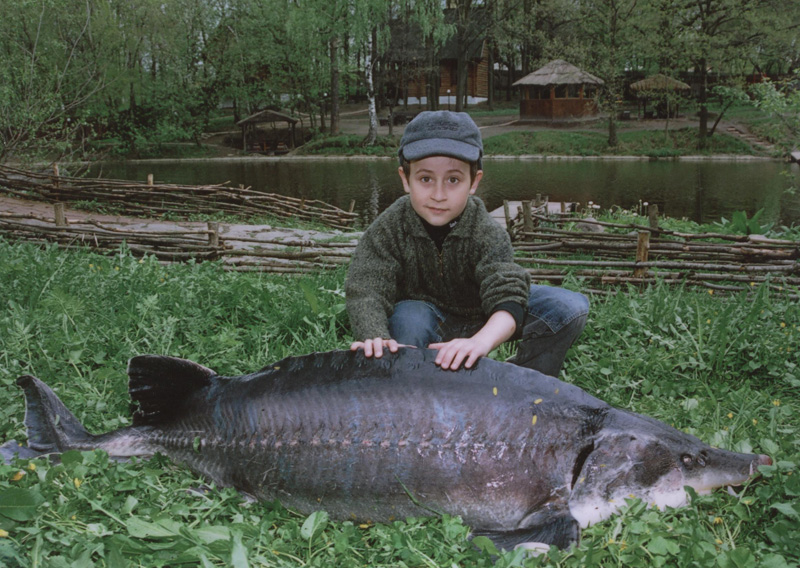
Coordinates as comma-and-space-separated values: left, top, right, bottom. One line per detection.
0, 239, 798, 566
714, 209, 769, 235
483, 129, 752, 157
298, 134, 397, 156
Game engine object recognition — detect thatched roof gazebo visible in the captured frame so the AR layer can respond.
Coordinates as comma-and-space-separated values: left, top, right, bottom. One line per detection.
237, 109, 299, 153
513, 60, 604, 120
630, 74, 690, 119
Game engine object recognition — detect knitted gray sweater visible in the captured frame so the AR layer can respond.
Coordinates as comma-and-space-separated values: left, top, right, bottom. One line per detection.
345, 195, 530, 340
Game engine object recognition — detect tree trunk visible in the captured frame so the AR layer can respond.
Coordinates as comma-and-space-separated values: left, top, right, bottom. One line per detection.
330, 36, 340, 136
697, 58, 708, 149
364, 29, 379, 146
608, 114, 618, 147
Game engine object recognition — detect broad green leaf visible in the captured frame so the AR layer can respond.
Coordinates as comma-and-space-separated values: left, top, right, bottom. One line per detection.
646, 535, 679, 555
126, 517, 180, 538
194, 525, 231, 544
230, 531, 250, 568
0, 487, 45, 521
300, 510, 329, 541
771, 503, 799, 519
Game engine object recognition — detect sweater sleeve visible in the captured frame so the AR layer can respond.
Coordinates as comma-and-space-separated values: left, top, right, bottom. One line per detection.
345, 222, 401, 340
474, 223, 530, 319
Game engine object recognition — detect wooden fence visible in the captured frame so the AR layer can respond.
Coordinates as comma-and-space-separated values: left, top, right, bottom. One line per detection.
507, 201, 800, 297
0, 165, 358, 230
1, 192, 798, 296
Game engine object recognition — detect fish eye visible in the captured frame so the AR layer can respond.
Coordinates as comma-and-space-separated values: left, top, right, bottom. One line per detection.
681, 454, 693, 466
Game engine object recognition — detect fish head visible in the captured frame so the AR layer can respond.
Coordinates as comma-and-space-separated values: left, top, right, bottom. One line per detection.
568, 422, 771, 528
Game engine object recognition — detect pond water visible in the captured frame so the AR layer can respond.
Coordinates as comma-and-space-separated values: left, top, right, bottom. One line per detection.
91, 158, 800, 228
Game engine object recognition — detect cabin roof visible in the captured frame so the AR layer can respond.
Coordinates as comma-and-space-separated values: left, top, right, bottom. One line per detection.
513, 60, 604, 87
237, 109, 298, 127
630, 73, 690, 92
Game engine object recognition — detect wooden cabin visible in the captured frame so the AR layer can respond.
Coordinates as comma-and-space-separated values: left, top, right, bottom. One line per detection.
513, 60, 604, 120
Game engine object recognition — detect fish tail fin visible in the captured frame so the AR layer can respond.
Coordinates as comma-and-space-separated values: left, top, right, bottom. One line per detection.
1, 375, 93, 463
127, 355, 215, 426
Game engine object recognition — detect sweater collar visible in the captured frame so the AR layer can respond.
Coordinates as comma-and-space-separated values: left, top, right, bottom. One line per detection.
403, 195, 480, 239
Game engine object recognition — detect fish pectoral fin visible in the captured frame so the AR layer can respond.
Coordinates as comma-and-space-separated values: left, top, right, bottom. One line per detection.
472, 513, 580, 552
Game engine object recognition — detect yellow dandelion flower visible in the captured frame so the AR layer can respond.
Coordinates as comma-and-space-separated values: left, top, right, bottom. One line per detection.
492, 387, 498, 396
752, 419, 758, 426
708, 290, 714, 295
11, 471, 25, 482
27, 463, 36, 471
71, 515, 77, 521
359, 524, 370, 529
74, 478, 82, 489
750, 282, 756, 287
780, 322, 786, 328
714, 517, 723, 525
114, 266, 119, 271
773, 400, 781, 407
706, 319, 711, 324
727, 413, 734, 419
716, 539, 723, 545
0, 529, 8, 538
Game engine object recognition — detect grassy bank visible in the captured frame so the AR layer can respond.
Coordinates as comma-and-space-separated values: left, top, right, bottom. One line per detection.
0, 239, 797, 566
483, 128, 754, 158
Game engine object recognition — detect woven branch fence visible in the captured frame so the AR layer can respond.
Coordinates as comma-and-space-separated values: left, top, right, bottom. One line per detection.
0, 165, 358, 230
1, 190, 798, 296
505, 201, 800, 297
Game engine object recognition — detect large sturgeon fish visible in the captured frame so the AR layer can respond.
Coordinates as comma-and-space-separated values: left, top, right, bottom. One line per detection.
1, 348, 770, 550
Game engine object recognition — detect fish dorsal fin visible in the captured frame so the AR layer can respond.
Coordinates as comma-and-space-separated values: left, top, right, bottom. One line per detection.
16, 375, 91, 453
128, 355, 216, 426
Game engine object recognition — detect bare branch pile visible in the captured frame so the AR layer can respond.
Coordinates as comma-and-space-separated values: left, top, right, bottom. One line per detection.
0, 165, 358, 230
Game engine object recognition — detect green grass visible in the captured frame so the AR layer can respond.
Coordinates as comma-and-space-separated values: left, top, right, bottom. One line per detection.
0, 239, 797, 566
483, 128, 755, 157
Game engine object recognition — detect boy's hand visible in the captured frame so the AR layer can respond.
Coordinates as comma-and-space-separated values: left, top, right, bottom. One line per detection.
350, 338, 401, 359
429, 338, 492, 371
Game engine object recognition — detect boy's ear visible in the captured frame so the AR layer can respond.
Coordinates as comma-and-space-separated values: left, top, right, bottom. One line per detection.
398, 166, 411, 194
469, 170, 484, 194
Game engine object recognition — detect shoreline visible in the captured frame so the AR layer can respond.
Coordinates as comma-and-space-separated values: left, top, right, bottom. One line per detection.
92, 153, 781, 165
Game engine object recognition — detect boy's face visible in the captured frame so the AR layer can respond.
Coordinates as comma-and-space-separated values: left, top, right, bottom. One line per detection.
398, 156, 483, 226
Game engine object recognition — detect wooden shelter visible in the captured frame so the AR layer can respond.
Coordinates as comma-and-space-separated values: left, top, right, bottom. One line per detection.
237, 109, 299, 153
513, 60, 604, 120
630, 74, 690, 119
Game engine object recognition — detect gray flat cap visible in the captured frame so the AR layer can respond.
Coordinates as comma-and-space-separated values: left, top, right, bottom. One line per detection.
398, 111, 483, 168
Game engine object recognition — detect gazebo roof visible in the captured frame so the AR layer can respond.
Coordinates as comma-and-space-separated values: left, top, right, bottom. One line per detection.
237, 109, 299, 127
630, 74, 690, 92
512, 60, 604, 87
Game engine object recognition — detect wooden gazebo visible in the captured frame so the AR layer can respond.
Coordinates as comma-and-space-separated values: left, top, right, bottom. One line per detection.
630, 74, 690, 119
236, 109, 299, 153
513, 60, 604, 120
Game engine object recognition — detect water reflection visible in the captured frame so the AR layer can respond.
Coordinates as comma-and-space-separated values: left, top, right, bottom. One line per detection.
90, 159, 800, 227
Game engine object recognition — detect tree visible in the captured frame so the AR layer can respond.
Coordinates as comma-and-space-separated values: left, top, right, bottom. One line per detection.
0, 0, 109, 162
578, 0, 642, 147
674, 0, 769, 149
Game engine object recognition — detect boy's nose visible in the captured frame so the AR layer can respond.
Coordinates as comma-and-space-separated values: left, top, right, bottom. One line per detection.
432, 183, 446, 200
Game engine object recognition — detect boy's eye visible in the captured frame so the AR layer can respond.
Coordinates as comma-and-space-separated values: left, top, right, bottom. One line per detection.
419, 176, 432, 183
448, 176, 460, 184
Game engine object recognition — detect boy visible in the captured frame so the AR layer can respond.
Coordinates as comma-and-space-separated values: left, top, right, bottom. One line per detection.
345, 111, 588, 375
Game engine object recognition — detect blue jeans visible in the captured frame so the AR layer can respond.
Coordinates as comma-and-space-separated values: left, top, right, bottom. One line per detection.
388, 285, 589, 376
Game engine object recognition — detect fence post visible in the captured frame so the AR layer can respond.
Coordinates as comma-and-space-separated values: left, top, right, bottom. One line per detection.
147, 173, 154, 186
648, 204, 659, 230
634, 230, 650, 278
503, 200, 513, 237
54, 203, 67, 227
207, 222, 219, 248
522, 200, 533, 233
